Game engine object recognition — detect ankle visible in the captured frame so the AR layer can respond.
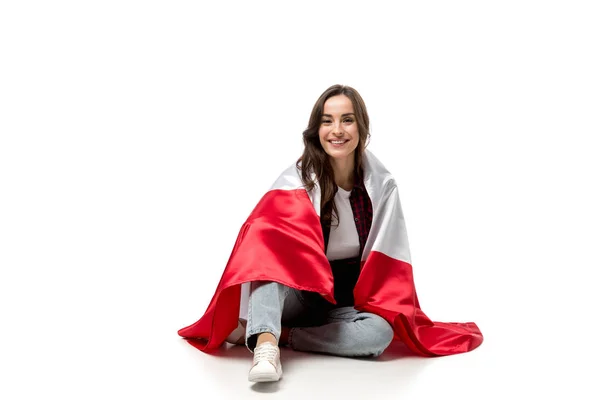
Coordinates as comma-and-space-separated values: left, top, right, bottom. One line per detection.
256, 332, 277, 347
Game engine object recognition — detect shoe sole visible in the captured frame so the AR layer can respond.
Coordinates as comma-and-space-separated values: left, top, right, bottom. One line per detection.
248, 371, 282, 383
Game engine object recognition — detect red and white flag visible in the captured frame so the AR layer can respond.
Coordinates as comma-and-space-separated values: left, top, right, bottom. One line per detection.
178, 150, 483, 356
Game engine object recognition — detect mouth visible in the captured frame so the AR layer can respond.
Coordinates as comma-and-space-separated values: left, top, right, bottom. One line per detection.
328, 140, 349, 147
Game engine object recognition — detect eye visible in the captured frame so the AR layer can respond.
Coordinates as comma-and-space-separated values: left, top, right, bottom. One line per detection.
343, 118, 354, 123
321, 119, 332, 124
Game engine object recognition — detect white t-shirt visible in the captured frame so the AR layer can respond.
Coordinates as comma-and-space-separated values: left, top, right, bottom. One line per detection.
325, 186, 360, 261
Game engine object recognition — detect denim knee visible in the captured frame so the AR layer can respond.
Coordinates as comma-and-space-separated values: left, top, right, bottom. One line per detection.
363, 314, 394, 357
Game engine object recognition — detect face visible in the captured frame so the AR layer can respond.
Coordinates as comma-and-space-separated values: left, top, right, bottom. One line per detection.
318, 95, 360, 162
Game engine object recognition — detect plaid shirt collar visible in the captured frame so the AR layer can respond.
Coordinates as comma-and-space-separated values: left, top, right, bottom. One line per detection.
352, 170, 368, 193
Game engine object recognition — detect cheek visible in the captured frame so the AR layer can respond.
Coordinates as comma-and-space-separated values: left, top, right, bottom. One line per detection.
350, 133, 360, 149
318, 128, 327, 142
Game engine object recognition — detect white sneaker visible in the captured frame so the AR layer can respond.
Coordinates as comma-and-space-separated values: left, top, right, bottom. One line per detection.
225, 318, 247, 345
248, 342, 283, 382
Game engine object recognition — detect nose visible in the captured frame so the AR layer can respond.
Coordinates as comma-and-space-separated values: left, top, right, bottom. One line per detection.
332, 121, 344, 136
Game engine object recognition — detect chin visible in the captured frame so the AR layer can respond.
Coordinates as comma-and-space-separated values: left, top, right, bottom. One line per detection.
326, 149, 355, 159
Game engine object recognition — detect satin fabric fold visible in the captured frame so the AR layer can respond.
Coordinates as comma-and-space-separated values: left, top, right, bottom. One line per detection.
178, 150, 483, 356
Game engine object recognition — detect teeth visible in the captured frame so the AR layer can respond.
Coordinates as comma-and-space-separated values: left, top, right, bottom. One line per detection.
331, 140, 346, 144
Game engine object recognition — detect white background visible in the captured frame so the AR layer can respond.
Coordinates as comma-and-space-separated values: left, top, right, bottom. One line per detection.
1, 1, 599, 399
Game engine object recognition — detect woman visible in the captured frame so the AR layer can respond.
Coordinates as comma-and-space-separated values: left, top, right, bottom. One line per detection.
178, 84, 483, 383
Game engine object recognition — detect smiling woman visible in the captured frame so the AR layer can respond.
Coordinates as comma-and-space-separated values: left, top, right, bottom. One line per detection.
318, 95, 360, 189
178, 84, 483, 383
299, 85, 371, 233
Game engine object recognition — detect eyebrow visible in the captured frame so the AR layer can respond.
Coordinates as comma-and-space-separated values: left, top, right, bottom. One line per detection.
322, 113, 355, 118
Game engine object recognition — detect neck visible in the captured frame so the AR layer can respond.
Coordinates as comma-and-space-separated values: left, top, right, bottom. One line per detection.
330, 155, 355, 191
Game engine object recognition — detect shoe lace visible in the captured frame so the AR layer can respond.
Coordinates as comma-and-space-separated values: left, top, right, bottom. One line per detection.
254, 343, 278, 364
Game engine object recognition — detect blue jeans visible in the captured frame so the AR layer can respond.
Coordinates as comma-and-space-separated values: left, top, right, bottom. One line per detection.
246, 280, 394, 357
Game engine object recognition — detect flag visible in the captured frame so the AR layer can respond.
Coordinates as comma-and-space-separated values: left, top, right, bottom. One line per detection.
178, 150, 483, 356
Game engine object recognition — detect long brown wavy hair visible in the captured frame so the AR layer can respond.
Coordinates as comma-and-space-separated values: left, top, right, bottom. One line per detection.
296, 84, 371, 228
